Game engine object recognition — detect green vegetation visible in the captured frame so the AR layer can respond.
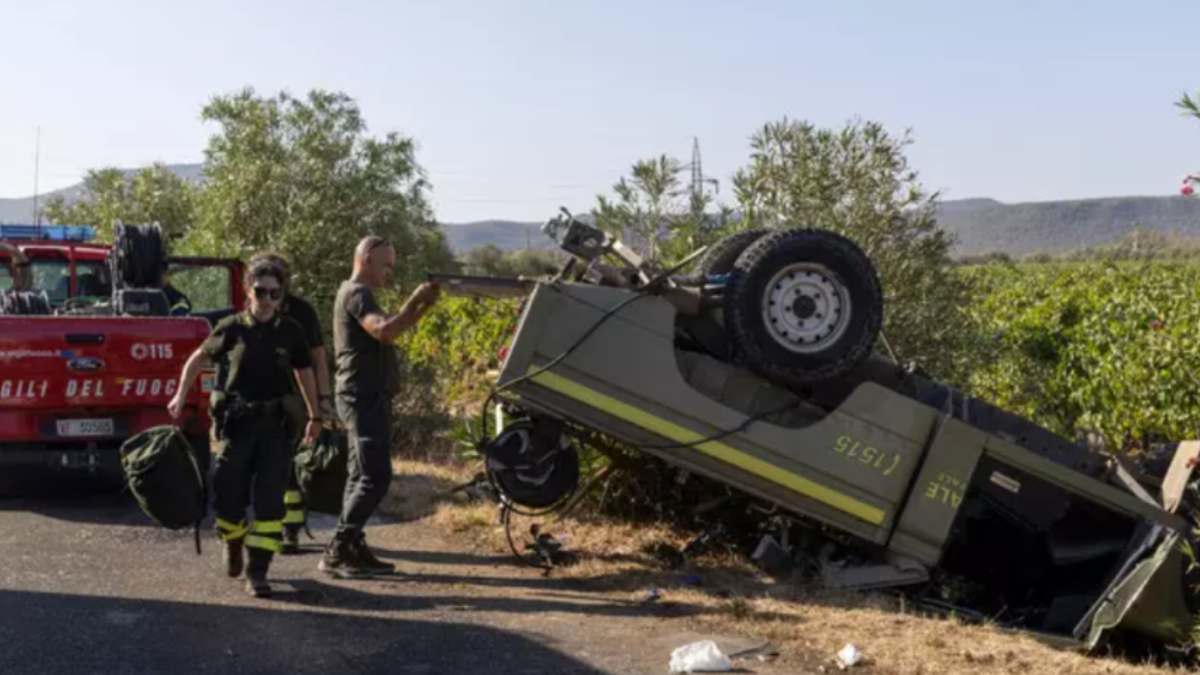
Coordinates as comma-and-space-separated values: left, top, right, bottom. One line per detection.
43, 164, 196, 241
43, 94, 1200, 467
965, 261, 1200, 450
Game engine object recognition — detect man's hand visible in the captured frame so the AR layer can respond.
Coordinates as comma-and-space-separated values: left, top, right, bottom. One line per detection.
167, 393, 186, 419
318, 396, 335, 423
304, 419, 321, 445
410, 281, 440, 313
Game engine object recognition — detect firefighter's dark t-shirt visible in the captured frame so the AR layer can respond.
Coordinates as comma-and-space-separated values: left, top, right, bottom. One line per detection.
333, 280, 398, 400
281, 293, 323, 348
202, 311, 312, 402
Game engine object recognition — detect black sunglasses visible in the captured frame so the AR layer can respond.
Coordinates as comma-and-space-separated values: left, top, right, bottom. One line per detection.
252, 286, 283, 301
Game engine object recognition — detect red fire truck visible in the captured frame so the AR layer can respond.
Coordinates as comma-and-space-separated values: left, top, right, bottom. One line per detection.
0, 224, 242, 483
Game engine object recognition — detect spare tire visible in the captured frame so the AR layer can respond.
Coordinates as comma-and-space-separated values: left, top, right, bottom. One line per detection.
0, 290, 51, 316
724, 229, 882, 385
111, 223, 165, 288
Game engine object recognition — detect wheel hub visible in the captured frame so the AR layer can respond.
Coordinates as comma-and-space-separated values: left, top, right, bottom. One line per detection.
761, 262, 852, 354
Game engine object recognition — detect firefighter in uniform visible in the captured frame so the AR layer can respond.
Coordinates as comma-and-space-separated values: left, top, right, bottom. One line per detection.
168, 257, 321, 598
246, 252, 333, 553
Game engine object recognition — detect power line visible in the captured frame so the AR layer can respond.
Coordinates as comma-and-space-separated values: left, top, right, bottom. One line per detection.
685, 136, 719, 201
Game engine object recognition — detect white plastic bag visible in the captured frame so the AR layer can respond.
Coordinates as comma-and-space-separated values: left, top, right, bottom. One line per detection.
668, 640, 733, 673
836, 643, 863, 669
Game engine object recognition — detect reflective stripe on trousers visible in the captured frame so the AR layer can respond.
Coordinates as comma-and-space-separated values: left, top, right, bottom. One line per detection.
216, 517, 248, 542
283, 489, 305, 525
245, 520, 283, 553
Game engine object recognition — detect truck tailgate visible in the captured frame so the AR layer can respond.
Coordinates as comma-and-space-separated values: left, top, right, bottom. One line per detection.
0, 316, 215, 443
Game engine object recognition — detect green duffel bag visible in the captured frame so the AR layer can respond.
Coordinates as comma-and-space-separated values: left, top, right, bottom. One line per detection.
120, 425, 207, 553
294, 427, 349, 515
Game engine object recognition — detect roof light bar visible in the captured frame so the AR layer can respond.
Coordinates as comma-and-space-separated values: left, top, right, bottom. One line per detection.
0, 225, 96, 242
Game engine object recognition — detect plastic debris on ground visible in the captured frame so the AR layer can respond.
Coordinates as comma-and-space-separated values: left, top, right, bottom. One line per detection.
668, 640, 733, 673
835, 643, 863, 669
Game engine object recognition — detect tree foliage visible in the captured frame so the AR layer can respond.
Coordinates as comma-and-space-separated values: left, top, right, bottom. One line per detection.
965, 261, 1200, 450
1177, 90, 1200, 121
593, 154, 728, 265
43, 164, 196, 241
732, 119, 973, 382
182, 88, 454, 318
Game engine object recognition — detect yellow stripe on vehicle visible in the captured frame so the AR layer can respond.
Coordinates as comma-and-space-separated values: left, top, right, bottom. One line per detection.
528, 369, 886, 526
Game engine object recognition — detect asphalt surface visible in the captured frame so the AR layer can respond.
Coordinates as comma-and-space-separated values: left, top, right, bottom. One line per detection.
0, 475, 783, 675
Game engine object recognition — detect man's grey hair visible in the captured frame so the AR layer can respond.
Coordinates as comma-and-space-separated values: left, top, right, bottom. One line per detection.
355, 236, 392, 260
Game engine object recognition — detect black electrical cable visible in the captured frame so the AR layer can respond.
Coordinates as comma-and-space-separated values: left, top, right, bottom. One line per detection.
476, 273, 813, 572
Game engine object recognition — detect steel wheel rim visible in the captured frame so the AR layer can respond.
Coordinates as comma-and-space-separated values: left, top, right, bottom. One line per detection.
760, 262, 852, 354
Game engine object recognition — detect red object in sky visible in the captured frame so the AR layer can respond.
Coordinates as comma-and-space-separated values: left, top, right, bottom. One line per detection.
1182, 183, 1195, 196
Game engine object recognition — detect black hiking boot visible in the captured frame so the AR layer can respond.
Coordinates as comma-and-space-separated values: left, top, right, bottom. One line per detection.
244, 549, 272, 598
223, 539, 244, 578
281, 525, 301, 555
351, 532, 395, 575
318, 533, 372, 579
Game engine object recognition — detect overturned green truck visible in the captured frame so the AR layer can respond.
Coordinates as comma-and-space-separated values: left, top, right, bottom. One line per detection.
442, 214, 1200, 651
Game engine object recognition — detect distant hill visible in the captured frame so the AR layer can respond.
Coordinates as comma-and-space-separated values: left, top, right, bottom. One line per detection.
8, 164, 1200, 256
446, 197, 1200, 257
0, 164, 204, 224
440, 220, 551, 252
935, 195, 1200, 256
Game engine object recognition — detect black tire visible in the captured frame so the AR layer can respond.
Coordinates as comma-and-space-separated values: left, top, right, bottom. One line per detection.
484, 420, 579, 509
112, 223, 166, 288
724, 229, 882, 384
0, 290, 50, 316
675, 229, 769, 286
697, 229, 770, 277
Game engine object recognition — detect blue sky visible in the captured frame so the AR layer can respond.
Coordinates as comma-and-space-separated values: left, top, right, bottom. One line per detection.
2, 1, 1198, 222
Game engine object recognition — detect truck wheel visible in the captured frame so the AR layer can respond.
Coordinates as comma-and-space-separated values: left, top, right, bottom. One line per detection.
484, 419, 579, 509
724, 229, 882, 384
0, 290, 50, 315
698, 229, 770, 277
112, 223, 166, 288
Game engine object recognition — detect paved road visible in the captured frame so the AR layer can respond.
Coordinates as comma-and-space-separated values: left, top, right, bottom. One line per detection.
0, 481, 782, 675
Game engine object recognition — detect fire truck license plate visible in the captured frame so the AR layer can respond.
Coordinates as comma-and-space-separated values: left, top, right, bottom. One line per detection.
56, 418, 115, 437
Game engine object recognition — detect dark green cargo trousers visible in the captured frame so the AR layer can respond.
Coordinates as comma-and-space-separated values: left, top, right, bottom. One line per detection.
212, 414, 290, 557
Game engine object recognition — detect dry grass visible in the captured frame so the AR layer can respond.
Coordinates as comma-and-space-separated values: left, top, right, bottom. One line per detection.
382, 459, 1190, 675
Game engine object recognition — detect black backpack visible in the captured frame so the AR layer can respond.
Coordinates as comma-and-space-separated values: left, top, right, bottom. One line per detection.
294, 428, 349, 515
120, 425, 207, 552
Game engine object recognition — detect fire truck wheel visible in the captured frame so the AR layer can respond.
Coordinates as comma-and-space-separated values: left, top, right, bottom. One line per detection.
112, 223, 166, 288
0, 290, 51, 316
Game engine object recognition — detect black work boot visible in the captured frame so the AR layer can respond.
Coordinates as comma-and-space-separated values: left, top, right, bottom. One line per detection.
281, 525, 301, 555
223, 539, 245, 578
318, 531, 372, 579
352, 532, 395, 575
244, 548, 272, 598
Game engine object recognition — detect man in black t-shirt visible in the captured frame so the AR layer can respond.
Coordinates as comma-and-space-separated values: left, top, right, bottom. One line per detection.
247, 252, 333, 553
319, 235, 439, 579
169, 257, 321, 598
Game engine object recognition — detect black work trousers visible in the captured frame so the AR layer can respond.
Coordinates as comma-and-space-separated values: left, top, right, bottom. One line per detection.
335, 393, 393, 537
212, 414, 290, 557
